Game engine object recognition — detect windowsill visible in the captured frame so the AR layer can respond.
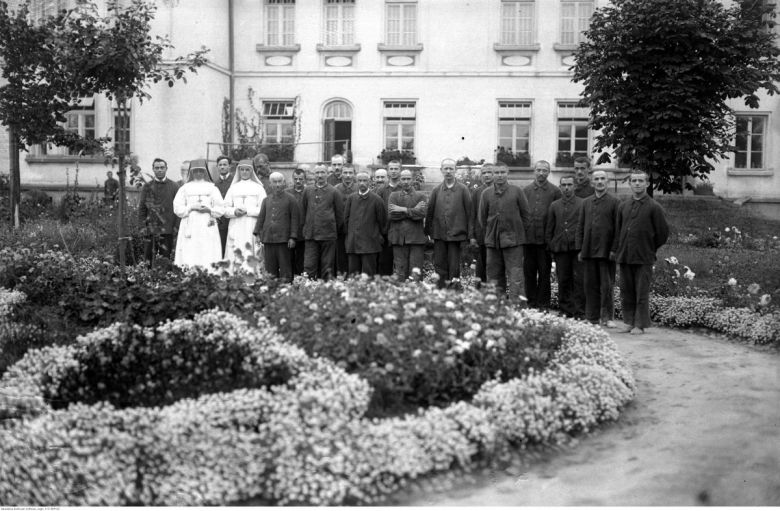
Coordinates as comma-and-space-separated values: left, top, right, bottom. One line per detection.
553, 43, 580, 52
377, 43, 424, 53
316, 44, 362, 54
493, 43, 541, 53
255, 44, 301, 54
727, 168, 774, 176
26, 155, 105, 164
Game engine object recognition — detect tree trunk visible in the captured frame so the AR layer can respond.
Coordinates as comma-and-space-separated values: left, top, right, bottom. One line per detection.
9, 127, 21, 228
116, 97, 128, 267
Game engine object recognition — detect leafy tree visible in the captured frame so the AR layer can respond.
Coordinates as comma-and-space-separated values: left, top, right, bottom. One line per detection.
0, 0, 208, 264
572, 0, 780, 193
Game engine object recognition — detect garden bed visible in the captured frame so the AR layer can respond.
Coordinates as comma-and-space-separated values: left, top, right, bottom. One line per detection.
0, 304, 634, 506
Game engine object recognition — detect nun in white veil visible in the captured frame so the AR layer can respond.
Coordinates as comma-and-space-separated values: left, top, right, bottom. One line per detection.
223, 159, 267, 272
173, 159, 225, 271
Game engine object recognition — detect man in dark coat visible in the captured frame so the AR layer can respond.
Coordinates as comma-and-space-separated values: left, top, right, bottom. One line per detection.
615, 171, 670, 335
523, 160, 562, 309
302, 164, 344, 280
286, 166, 308, 276
138, 157, 180, 265
577, 170, 620, 327
478, 162, 531, 302
388, 169, 427, 280
214, 155, 233, 255
254, 172, 298, 282
103, 171, 119, 203
471, 164, 493, 285
376, 163, 401, 276
327, 153, 345, 186
573, 156, 596, 198
546, 175, 584, 318
424, 158, 475, 288
334, 165, 357, 275
344, 171, 387, 276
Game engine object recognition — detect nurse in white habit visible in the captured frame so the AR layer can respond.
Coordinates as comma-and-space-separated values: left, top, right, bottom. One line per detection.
223, 159, 267, 271
173, 159, 225, 271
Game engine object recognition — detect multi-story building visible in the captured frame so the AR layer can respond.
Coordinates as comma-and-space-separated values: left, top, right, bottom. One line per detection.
4, 0, 780, 216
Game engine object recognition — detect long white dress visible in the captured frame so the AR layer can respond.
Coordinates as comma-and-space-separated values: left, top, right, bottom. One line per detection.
223, 179, 267, 272
173, 181, 225, 271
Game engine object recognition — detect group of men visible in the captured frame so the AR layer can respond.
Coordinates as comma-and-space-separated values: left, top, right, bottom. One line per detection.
139, 152, 669, 334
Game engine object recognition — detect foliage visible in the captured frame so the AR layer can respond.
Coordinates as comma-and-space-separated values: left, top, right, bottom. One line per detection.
555, 151, 588, 168
495, 146, 530, 168
379, 149, 416, 165
0, 310, 634, 506
230, 88, 299, 162
263, 278, 565, 416
455, 156, 484, 166
692, 181, 715, 196
572, 0, 780, 193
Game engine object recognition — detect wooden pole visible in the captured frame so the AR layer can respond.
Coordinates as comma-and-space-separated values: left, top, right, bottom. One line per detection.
116, 97, 128, 267
9, 126, 21, 229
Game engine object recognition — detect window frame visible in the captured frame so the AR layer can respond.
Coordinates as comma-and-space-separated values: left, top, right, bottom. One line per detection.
556, 101, 590, 167
500, 0, 536, 46
732, 113, 769, 171
383, 100, 416, 153
265, 0, 296, 47
262, 100, 296, 145
497, 100, 532, 155
385, 1, 418, 46
323, 0, 356, 46
559, 0, 594, 46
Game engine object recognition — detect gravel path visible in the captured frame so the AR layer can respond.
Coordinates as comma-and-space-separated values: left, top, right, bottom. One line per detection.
393, 327, 780, 506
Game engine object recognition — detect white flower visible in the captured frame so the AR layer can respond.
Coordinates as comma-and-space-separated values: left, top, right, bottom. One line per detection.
759, 294, 772, 307
725, 227, 731, 232
665, 256, 679, 265
727, 278, 737, 286
445, 301, 456, 309
673, 269, 681, 278
683, 269, 695, 281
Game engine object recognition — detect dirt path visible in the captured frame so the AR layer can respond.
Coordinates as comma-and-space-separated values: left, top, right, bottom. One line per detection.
393, 328, 780, 506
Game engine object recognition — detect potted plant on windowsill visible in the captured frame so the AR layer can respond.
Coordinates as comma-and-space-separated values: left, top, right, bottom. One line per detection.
495, 146, 531, 169
378, 148, 416, 165
555, 151, 588, 168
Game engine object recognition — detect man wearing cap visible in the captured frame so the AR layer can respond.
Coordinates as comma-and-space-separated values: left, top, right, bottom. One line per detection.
344, 171, 386, 277
302, 164, 344, 280
547, 175, 585, 318
425, 158, 475, 288
214, 155, 233, 255
523, 160, 562, 309
478, 162, 531, 302
287, 165, 308, 276
255, 172, 298, 282
388, 169, 427, 280
138, 157, 180, 265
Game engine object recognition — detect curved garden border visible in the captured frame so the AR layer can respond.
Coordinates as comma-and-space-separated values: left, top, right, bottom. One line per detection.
0, 307, 635, 505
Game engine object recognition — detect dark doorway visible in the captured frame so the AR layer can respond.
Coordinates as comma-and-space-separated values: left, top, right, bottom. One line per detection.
323, 120, 352, 161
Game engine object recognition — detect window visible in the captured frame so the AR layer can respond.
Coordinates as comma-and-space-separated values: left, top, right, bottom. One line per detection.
386, 1, 417, 46
556, 101, 589, 167
324, 0, 355, 46
28, 0, 71, 22
734, 114, 767, 169
265, 0, 295, 46
500, 1, 535, 46
263, 101, 295, 144
560, 0, 593, 45
498, 101, 531, 154
384, 101, 416, 151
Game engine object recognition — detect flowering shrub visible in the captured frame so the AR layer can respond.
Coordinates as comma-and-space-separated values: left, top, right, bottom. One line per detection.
263, 278, 564, 416
0, 309, 634, 506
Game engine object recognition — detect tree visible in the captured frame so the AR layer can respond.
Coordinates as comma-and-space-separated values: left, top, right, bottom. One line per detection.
571, 0, 780, 193
0, 0, 208, 264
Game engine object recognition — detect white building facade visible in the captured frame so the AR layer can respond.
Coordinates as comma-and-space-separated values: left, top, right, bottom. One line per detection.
7, 0, 780, 213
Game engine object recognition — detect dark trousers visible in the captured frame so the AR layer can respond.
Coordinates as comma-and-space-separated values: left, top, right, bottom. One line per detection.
378, 238, 394, 276
392, 244, 425, 281
264, 243, 293, 282
335, 234, 348, 276
291, 240, 305, 276
553, 250, 585, 318
218, 223, 229, 257
475, 243, 488, 283
486, 245, 524, 301
347, 252, 378, 277
433, 240, 462, 288
620, 263, 654, 329
143, 233, 173, 265
523, 244, 552, 308
583, 258, 616, 324
304, 239, 336, 280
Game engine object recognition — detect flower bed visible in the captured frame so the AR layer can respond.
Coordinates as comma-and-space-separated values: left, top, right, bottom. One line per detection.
0, 308, 634, 505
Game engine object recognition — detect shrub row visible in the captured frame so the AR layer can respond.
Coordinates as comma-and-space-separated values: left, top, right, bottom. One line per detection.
0, 309, 634, 506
